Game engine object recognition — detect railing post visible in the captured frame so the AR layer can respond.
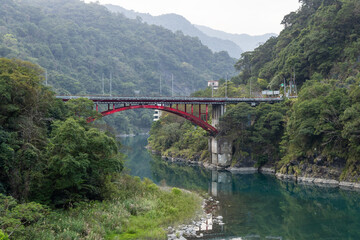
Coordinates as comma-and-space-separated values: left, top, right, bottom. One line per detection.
113, 104, 115, 110
96, 104, 98, 112
199, 105, 201, 119
191, 104, 193, 115
176, 104, 178, 110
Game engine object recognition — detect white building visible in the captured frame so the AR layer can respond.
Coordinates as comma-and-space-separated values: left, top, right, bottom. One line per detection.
208, 80, 219, 90
262, 90, 280, 97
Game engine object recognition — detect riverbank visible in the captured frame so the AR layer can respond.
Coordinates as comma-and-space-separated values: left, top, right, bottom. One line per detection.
156, 152, 360, 191
168, 196, 225, 240
7, 174, 202, 240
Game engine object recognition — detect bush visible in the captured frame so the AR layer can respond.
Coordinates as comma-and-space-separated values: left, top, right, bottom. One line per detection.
0, 230, 8, 240
0, 194, 48, 238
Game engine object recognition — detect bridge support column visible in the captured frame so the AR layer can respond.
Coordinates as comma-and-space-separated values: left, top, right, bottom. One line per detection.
211, 105, 225, 128
209, 104, 232, 168
209, 137, 232, 168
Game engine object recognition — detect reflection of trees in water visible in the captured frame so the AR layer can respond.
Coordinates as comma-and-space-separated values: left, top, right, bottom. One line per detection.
121, 136, 360, 239
120, 136, 155, 180
217, 174, 360, 239
149, 157, 210, 192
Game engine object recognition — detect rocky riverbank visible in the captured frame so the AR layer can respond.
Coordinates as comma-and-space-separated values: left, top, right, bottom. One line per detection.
154, 151, 360, 191
167, 196, 225, 240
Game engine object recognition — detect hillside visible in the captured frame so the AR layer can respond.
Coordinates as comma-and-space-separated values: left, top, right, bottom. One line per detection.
148, 0, 360, 183
105, 4, 243, 58
195, 25, 277, 52
0, 0, 236, 96
235, 0, 360, 89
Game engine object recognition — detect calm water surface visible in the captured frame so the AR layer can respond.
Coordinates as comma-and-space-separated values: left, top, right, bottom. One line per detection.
120, 135, 360, 240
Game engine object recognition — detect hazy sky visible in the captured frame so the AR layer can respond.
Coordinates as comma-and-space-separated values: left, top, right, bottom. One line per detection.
86, 0, 301, 35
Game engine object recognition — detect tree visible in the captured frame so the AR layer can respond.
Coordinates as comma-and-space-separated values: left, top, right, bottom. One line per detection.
45, 117, 124, 206
0, 58, 60, 201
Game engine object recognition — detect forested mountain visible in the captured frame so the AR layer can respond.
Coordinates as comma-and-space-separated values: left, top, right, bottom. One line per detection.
105, 4, 243, 58
0, 58, 201, 240
149, 0, 360, 182
235, 0, 360, 89
0, 0, 236, 96
195, 25, 277, 52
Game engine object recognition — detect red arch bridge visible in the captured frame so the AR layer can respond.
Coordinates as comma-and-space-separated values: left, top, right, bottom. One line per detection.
57, 96, 282, 135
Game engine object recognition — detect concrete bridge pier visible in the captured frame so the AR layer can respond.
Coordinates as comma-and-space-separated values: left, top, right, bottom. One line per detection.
209, 104, 232, 168
209, 170, 233, 196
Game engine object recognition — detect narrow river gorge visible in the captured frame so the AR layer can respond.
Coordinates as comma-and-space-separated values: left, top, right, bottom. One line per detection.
120, 135, 360, 240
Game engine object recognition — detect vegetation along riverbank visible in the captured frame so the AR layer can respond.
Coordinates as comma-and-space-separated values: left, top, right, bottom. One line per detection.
148, 0, 360, 187
0, 58, 202, 239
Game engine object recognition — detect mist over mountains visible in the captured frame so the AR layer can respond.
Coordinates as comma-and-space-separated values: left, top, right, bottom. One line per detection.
195, 25, 276, 52
105, 4, 276, 58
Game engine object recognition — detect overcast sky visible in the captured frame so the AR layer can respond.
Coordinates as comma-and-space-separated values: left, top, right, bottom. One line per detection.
86, 0, 301, 35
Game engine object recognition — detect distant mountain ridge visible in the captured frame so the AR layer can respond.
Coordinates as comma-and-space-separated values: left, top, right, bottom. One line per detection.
105, 4, 275, 58
105, 4, 264, 58
195, 25, 277, 52
105, 4, 242, 58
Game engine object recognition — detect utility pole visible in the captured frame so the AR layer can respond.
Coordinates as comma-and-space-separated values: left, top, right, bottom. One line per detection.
102, 73, 104, 95
250, 78, 252, 97
249, 66, 252, 97
45, 69, 48, 86
171, 73, 174, 97
160, 74, 162, 96
293, 66, 297, 95
225, 74, 228, 98
110, 72, 112, 96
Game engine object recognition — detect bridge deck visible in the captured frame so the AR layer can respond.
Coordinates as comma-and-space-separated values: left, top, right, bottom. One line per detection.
56, 96, 282, 105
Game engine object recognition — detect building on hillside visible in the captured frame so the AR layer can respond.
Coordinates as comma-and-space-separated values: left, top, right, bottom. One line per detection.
208, 80, 219, 90
262, 90, 280, 97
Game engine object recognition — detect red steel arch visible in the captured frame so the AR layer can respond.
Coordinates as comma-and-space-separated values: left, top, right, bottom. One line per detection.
90, 105, 218, 135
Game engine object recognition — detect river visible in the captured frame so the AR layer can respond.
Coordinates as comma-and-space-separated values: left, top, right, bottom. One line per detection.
120, 135, 360, 240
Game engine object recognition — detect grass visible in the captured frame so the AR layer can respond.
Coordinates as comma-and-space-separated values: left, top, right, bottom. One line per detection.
20, 175, 202, 240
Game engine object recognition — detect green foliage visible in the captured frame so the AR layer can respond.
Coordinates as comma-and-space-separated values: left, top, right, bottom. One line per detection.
0, 194, 48, 238
0, 57, 125, 206
0, 0, 235, 97
0, 58, 62, 201
0, 230, 8, 240
219, 102, 287, 166
45, 117, 124, 206
148, 113, 209, 161
234, 0, 360, 89
65, 98, 101, 120
20, 175, 202, 240
0, 0, 236, 135
171, 187, 182, 196
282, 80, 350, 161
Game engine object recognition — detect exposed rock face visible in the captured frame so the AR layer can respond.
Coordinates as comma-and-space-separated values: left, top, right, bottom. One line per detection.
279, 155, 345, 181
231, 155, 257, 168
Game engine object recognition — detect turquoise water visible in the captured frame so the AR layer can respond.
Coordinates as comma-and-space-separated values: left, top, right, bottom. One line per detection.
120, 135, 360, 240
